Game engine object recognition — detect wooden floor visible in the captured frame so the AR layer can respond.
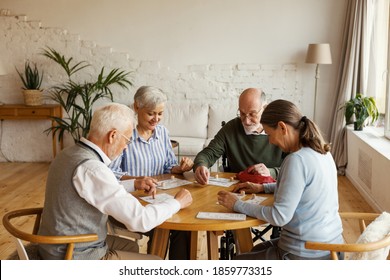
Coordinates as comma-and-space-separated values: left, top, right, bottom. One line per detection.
0, 162, 378, 260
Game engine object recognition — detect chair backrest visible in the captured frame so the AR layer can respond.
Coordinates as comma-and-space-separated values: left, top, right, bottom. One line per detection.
2, 207, 99, 260
305, 212, 390, 260
14, 238, 29, 260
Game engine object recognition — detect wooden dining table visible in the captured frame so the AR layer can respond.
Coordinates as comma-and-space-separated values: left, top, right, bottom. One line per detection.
131, 172, 273, 260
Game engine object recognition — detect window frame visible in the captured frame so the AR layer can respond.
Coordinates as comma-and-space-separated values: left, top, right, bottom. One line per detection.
385, 52, 390, 139
386, 1, 390, 140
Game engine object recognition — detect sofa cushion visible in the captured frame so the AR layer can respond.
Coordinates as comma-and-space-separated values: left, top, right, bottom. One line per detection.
169, 136, 206, 157
162, 102, 209, 139
208, 102, 238, 139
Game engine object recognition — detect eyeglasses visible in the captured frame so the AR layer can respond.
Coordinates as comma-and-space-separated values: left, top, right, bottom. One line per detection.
237, 108, 262, 120
118, 132, 132, 145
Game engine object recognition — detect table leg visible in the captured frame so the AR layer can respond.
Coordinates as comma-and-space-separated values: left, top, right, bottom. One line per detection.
232, 228, 254, 255
150, 228, 170, 259
207, 231, 220, 260
190, 231, 198, 260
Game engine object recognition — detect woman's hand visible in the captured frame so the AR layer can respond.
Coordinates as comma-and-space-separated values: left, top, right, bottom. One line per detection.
172, 157, 194, 174
217, 190, 238, 211
232, 182, 264, 194
179, 157, 194, 172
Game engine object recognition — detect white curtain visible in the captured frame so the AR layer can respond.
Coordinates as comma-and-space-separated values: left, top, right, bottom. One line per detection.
329, 0, 379, 175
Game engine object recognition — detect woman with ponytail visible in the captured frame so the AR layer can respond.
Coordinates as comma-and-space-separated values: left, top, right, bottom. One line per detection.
218, 99, 344, 260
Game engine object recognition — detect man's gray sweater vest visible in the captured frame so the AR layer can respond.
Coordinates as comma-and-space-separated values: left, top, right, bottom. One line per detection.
38, 143, 108, 260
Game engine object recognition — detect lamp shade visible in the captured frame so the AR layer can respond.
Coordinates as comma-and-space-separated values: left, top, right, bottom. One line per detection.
305, 43, 332, 64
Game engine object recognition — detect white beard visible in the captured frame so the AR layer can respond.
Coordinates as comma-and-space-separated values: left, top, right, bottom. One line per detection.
243, 122, 262, 135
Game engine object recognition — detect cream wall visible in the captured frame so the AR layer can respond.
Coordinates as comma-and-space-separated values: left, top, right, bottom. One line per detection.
0, 0, 347, 162
0, 0, 344, 67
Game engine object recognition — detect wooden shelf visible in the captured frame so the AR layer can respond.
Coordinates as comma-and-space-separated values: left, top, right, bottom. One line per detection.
0, 104, 63, 157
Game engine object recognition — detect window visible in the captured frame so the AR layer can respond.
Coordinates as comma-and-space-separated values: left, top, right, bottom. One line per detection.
372, 0, 390, 139
386, 0, 390, 139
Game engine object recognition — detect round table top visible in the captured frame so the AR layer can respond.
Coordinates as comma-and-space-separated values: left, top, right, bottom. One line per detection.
133, 172, 272, 231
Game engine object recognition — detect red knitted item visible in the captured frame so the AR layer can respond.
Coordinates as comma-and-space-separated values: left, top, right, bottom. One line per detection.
237, 169, 276, 184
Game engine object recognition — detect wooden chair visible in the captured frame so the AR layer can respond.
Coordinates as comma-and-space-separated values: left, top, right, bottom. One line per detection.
2, 207, 98, 260
305, 212, 390, 260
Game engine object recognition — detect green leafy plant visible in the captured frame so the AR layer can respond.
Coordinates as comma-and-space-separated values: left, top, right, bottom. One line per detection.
16, 61, 43, 90
342, 93, 379, 130
42, 47, 133, 142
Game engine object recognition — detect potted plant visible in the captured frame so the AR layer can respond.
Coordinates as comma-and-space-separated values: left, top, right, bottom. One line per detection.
16, 61, 44, 106
42, 47, 133, 142
343, 93, 379, 131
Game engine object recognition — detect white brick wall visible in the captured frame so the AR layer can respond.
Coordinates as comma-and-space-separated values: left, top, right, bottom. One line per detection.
0, 10, 302, 162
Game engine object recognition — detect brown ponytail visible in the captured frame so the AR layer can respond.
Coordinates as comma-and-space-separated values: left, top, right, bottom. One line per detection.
260, 99, 330, 154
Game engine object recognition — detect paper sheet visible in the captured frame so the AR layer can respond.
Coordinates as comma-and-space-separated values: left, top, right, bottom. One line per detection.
217, 193, 267, 205
207, 176, 239, 187
157, 178, 193, 190
196, 212, 246, 221
139, 193, 174, 204
244, 195, 268, 205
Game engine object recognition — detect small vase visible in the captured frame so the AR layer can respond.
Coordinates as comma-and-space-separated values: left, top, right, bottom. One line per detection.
354, 122, 363, 131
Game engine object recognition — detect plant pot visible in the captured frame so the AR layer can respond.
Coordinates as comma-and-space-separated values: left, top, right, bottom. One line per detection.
354, 121, 363, 131
23, 89, 43, 106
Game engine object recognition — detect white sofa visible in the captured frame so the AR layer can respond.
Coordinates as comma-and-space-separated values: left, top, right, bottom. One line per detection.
161, 101, 238, 160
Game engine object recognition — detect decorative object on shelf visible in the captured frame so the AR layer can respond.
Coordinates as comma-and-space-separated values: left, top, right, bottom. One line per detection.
342, 93, 379, 131
15, 61, 44, 106
42, 47, 133, 142
305, 43, 332, 121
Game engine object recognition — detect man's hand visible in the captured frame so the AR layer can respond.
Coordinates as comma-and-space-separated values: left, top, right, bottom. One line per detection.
134, 177, 158, 198
247, 163, 271, 176
194, 165, 210, 185
217, 190, 238, 211
232, 182, 264, 194
174, 188, 193, 209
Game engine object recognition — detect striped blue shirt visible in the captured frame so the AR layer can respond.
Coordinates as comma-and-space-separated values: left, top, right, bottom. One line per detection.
109, 125, 178, 178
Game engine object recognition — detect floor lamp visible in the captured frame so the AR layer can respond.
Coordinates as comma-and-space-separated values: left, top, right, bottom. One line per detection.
305, 43, 332, 122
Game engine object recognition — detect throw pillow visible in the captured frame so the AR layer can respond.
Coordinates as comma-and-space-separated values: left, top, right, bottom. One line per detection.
351, 211, 390, 260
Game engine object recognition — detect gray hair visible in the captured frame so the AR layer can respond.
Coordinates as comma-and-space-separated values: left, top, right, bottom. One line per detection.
89, 103, 135, 138
133, 86, 167, 109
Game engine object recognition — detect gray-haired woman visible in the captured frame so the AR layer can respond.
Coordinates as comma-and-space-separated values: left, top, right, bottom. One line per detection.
109, 86, 193, 260
110, 86, 193, 178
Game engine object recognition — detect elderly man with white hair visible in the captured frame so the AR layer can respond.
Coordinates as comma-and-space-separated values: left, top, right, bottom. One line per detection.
38, 103, 192, 260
